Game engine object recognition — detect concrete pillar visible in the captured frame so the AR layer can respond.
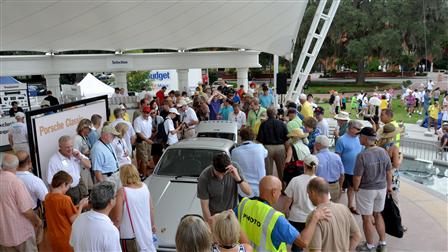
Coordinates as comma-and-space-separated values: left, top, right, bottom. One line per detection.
273, 55, 279, 90
237, 68, 249, 91
177, 69, 189, 92
114, 71, 128, 92
44, 74, 61, 100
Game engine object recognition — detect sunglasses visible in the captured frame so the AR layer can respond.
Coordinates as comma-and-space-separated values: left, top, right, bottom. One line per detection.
180, 214, 204, 222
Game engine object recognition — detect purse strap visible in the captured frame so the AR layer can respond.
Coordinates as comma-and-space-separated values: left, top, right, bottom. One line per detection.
123, 188, 135, 235
291, 143, 300, 161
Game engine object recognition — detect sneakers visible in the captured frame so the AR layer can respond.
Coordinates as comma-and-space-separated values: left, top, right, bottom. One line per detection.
376, 244, 387, 252
356, 242, 376, 252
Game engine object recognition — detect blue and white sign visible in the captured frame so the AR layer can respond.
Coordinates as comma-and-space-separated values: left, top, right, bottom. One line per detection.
149, 69, 202, 92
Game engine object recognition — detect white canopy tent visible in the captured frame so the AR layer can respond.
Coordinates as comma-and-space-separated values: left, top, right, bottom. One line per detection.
77, 73, 115, 98
1, 0, 308, 60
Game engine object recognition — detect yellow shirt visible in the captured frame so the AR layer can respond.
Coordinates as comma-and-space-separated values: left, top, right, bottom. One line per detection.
428, 105, 440, 119
301, 101, 313, 118
380, 99, 388, 110
109, 112, 130, 123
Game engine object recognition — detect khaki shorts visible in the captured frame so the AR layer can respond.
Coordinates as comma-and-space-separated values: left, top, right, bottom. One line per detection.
356, 188, 387, 215
329, 183, 341, 202
0, 235, 37, 252
136, 142, 152, 164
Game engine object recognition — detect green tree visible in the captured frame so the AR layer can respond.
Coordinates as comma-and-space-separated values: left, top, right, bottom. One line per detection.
127, 71, 152, 92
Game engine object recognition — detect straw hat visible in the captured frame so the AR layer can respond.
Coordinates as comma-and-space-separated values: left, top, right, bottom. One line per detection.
287, 128, 309, 139
377, 123, 399, 139
334, 111, 350, 121
176, 99, 188, 107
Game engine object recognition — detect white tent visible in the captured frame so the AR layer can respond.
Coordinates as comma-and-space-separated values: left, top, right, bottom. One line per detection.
77, 73, 115, 98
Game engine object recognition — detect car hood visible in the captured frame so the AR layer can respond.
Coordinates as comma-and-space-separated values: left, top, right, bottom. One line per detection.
145, 175, 202, 250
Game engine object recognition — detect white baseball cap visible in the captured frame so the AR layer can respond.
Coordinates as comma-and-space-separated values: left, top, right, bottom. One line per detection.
15, 112, 25, 118
169, 108, 180, 115
299, 94, 307, 100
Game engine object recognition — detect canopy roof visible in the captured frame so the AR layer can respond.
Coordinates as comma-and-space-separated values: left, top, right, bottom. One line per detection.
0, 76, 21, 85
1, 0, 308, 59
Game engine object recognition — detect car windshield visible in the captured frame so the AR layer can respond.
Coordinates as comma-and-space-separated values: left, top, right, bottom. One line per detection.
156, 148, 225, 177
197, 132, 235, 141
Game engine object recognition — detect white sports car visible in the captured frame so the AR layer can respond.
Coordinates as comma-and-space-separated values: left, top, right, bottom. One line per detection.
145, 137, 236, 251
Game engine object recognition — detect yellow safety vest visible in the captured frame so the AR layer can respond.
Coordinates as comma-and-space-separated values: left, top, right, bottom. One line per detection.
237, 198, 287, 252
391, 120, 401, 148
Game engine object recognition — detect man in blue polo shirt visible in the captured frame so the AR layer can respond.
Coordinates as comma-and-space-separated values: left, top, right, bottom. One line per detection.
235, 176, 331, 251
315, 135, 344, 202
91, 125, 121, 190
335, 120, 363, 214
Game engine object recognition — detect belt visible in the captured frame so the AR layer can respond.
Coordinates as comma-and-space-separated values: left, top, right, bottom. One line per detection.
329, 180, 339, 184
103, 170, 118, 177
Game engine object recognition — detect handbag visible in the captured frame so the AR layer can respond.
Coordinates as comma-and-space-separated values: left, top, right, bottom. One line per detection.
381, 194, 404, 238
283, 144, 304, 185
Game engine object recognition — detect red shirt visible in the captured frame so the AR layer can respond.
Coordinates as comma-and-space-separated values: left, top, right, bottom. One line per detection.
156, 89, 165, 104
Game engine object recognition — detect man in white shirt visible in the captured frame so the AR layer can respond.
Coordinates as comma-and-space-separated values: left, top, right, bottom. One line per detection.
110, 108, 136, 156
427, 80, 434, 91
177, 100, 199, 139
8, 112, 29, 153
164, 108, 183, 146
133, 106, 153, 177
70, 181, 121, 252
47, 135, 91, 204
16, 150, 48, 209
228, 103, 246, 130
314, 107, 329, 137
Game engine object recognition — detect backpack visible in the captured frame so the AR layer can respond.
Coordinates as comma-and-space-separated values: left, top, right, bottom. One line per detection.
155, 118, 169, 144
329, 94, 335, 105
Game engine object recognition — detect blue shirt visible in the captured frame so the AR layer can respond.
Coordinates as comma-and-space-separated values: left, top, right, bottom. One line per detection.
219, 106, 234, 121
209, 99, 223, 120
335, 134, 363, 175
259, 94, 273, 108
91, 140, 119, 173
234, 198, 299, 249
87, 129, 100, 148
231, 141, 267, 197
316, 148, 344, 182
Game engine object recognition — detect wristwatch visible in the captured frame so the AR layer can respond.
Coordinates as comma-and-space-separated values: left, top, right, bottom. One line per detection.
236, 178, 244, 184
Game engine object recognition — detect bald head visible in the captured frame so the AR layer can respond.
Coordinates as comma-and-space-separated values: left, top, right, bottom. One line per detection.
2, 153, 19, 172
259, 176, 282, 205
307, 177, 329, 196
16, 150, 31, 171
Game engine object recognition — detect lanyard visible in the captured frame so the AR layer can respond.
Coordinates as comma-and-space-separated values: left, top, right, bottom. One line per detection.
100, 140, 118, 169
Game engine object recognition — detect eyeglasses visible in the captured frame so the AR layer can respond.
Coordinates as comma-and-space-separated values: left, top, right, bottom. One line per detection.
352, 127, 361, 131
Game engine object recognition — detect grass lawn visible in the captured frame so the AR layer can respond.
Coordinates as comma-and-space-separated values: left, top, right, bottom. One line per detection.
316, 99, 434, 124
306, 82, 402, 94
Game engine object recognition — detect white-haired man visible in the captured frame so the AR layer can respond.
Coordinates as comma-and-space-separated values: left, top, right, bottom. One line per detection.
315, 135, 344, 202
299, 94, 313, 118
8, 112, 29, 153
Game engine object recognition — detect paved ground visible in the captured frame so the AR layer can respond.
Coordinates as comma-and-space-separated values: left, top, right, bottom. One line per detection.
274, 178, 448, 252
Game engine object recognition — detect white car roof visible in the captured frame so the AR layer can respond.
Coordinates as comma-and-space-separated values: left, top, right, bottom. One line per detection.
168, 137, 235, 151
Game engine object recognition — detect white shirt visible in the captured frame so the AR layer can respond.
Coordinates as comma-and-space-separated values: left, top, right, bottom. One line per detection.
164, 117, 178, 145
120, 185, 156, 251
111, 137, 132, 166
181, 107, 198, 127
317, 118, 329, 137
334, 95, 340, 107
228, 111, 246, 130
70, 210, 121, 252
47, 150, 86, 187
110, 118, 136, 155
427, 81, 434, 91
16, 171, 48, 209
134, 115, 152, 139
8, 122, 28, 144
284, 174, 316, 222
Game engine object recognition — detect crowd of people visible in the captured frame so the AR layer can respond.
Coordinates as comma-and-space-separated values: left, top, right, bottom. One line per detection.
0, 78, 446, 252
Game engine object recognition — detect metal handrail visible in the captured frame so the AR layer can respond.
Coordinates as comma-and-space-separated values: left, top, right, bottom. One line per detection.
400, 138, 442, 162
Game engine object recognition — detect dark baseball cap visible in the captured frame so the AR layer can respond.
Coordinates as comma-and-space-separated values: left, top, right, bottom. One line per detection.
314, 106, 324, 115
358, 127, 376, 137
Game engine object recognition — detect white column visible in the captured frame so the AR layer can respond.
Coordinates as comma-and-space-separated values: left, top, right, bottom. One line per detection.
273, 55, 279, 90
177, 69, 189, 92
44, 74, 61, 100
114, 72, 128, 92
237, 68, 249, 91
